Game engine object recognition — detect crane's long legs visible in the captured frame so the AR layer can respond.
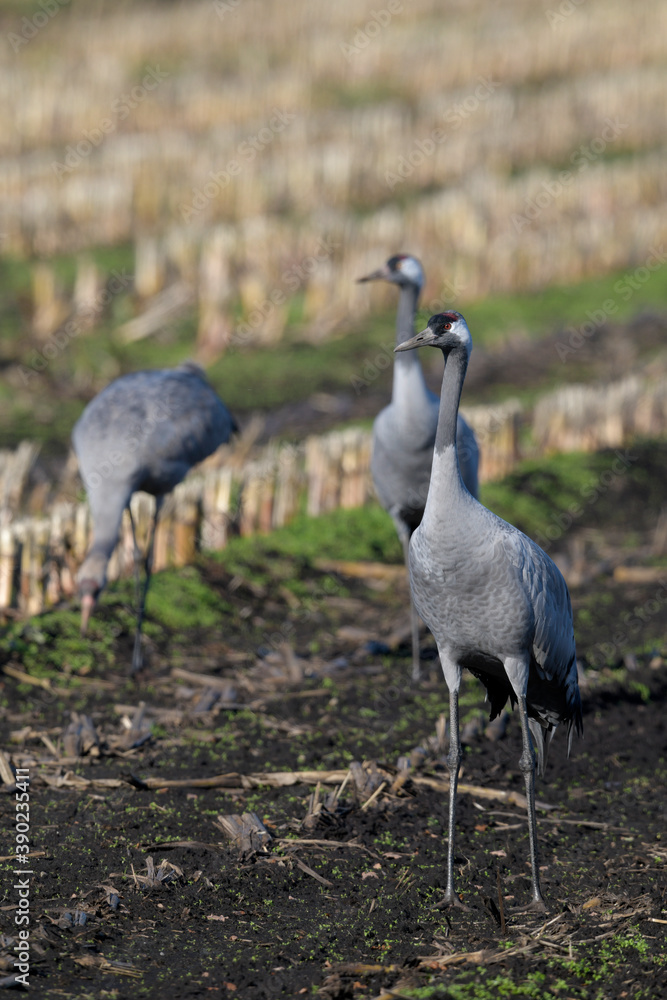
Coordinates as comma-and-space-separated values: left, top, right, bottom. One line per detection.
398, 531, 421, 682
445, 688, 462, 904
434, 683, 466, 909
127, 506, 143, 613
129, 498, 163, 675
517, 695, 546, 911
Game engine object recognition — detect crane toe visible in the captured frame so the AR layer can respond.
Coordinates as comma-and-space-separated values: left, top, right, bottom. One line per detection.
432, 892, 470, 911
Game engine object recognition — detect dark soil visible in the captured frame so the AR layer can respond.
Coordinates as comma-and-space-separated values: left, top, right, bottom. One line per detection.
1, 449, 666, 998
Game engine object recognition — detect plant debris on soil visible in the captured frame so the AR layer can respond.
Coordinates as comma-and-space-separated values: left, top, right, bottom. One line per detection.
0, 445, 666, 998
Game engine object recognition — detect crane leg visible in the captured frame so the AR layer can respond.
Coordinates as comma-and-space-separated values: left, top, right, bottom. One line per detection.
398, 530, 421, 682
444, 689, 462, 905
127, 505, 142, 612
517, 695, 546, 911
409, 599, 421, 682
131, 497, 163, 675
435, 659, 467, 909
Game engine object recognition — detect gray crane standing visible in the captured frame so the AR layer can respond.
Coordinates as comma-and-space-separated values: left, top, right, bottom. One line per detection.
358, 255, 479, 680
396, 311, 583, 911
73, 362, 237, 672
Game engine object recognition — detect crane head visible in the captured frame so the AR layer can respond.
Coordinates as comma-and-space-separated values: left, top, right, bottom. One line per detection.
394, 311, 472, 355
357, 254, 424, 289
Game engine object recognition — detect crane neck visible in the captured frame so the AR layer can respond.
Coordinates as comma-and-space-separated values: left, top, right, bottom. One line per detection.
392, 282, 428, 410
394, 281, 420, 348
421, 345, 470, 527
89, 527, 122, 563
79, 483, 131, 587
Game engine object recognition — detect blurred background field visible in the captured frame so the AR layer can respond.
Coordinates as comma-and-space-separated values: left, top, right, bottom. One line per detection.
1, 0, 666, 463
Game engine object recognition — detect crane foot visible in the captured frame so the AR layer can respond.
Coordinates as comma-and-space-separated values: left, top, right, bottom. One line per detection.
432, 892, 469, 911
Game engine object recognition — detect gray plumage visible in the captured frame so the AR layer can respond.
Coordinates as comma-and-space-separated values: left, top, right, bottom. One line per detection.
396, 311, 583, 911
73, 361, 237, 670
358, 255, 479, 680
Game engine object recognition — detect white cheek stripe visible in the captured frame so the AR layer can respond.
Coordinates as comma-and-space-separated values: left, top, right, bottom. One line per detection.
399, 258, 424, 285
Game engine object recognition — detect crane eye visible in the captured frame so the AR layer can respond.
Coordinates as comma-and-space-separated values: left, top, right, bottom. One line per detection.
443, 323, 451, 330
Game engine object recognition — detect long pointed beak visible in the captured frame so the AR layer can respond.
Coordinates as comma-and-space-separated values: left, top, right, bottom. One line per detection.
80, 594, 95, 636
395, 327, 437, 352
357, 265, 391, 283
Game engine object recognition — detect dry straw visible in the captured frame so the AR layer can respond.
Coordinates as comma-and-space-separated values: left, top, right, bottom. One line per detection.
3, 0, 667, 352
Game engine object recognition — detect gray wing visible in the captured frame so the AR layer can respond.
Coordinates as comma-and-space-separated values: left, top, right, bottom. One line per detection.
508, 529, 583, 738
493, 525, 583, 773
73, 367, 236, 496
137, 369, 236, 487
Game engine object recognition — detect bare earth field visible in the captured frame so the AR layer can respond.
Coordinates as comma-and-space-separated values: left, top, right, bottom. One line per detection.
1, 445, 666, 999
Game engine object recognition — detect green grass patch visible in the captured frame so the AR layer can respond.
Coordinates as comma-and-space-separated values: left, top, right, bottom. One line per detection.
214, 503, 403, 578
401, 972, 557, 998
144, 565, 232, 630
402, 926, 663, 996
0, 563, 228, 679
0, 609, 117, 679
